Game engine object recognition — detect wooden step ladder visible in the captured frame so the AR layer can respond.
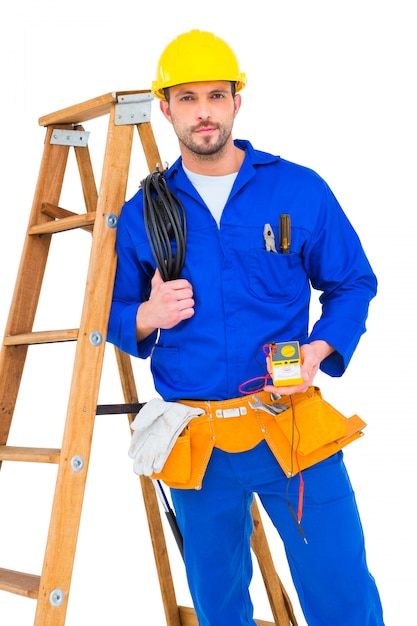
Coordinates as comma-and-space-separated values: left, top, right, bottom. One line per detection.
0, 91, 298, 626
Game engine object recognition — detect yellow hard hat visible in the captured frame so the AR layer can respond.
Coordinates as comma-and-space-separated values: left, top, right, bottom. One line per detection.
152, 30, 247, 100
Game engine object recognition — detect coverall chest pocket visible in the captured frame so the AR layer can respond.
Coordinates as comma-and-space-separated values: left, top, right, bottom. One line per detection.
248, 239, 307, 302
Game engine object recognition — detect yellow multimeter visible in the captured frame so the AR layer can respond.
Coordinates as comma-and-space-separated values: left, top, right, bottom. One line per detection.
268, 341, 303, 387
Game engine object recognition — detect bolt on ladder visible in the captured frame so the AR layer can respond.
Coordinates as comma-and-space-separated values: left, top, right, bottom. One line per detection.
0, 91, 298, 626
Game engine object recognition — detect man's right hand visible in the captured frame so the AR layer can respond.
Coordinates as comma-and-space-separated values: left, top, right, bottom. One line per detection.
136, 268, 195, 341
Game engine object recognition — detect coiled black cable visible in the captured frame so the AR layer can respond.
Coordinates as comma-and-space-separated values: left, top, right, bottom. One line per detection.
141, 169, 187, 282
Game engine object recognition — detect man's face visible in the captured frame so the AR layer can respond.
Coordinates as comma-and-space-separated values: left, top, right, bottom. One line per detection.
160, 81, 241, 158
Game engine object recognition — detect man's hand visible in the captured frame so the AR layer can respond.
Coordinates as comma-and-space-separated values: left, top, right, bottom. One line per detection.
136, 268, 195, 341
263, 340, 335, 395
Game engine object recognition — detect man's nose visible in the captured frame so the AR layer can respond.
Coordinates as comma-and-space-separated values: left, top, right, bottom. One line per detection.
196, 100, 212, 120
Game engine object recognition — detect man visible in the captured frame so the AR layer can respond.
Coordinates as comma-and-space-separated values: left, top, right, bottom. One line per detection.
108, 30, 384, 626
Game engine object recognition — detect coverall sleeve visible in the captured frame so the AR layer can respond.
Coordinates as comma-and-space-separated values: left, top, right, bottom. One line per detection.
304, 183, 377, 377
107, 205, 157, 359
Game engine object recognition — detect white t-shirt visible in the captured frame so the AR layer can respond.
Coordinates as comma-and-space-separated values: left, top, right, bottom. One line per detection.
183, 164, 237, 227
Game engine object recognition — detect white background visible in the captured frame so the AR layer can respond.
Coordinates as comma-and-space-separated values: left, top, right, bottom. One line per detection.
1, 1, 415, 624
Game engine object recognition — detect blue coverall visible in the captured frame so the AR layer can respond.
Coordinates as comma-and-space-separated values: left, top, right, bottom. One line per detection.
108, 140, 385, 625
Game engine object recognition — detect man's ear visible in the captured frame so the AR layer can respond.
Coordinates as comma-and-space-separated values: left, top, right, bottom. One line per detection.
160, 99, 172, 123
233, 93, 242, 117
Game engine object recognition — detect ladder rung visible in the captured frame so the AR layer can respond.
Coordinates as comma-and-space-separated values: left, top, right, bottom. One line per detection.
0, 568, 40, 599
4, 329, 79, 346
28, 211, 96, 235
41, 203, 95, 234
0, 446, 60, 463
178, 607, 198, 626
96, 402, 145, 415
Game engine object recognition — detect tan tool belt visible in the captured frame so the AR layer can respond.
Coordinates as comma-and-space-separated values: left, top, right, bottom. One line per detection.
152, 386, 366, 489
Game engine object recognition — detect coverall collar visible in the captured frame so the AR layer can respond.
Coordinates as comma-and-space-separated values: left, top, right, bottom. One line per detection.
164, 139, 281, 201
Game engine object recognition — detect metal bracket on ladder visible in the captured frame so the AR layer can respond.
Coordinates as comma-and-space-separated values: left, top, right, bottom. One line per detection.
50, 129, 90, 146
115, 92, 153, 125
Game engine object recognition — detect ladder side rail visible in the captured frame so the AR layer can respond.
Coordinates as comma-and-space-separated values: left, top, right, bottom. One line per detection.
73, 125, 99, 213
34, 110, 135, 626
250, 498, 298, 625
0, 128, 70, 448
136, 122, 164, 172
114, 347, 182, 626
140, 476, 183, 626
114, 121, 185, 625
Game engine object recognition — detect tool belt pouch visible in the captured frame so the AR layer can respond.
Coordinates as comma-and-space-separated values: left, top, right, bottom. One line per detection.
261, 386, 367, 476
152, 413, 214, 490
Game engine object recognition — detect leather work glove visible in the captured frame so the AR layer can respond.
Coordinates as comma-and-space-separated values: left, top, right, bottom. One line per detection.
128, 398, 204, 476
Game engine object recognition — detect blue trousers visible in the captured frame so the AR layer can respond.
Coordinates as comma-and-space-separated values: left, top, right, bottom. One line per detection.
171, 441, 384, 626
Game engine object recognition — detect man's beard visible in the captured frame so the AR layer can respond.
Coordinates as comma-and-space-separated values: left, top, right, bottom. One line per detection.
177, 122, 232, 158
